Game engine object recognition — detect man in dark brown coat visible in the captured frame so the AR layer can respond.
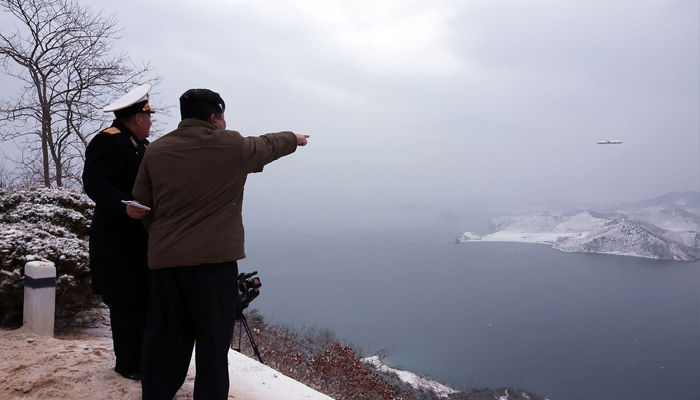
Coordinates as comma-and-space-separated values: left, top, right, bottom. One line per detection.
130, 88, 309, 400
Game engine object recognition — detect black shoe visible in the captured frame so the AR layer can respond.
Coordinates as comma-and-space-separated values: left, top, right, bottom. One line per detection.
116, 369, 142, 381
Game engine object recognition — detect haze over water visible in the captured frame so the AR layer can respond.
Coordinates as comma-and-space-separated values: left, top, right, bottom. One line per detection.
244, 214, 700, 400
0, 1, 697, 398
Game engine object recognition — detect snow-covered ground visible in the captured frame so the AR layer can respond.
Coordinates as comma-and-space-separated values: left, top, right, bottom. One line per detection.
362, 355, 456, 397
0, 323, 332, 400
225, 349, 333, 399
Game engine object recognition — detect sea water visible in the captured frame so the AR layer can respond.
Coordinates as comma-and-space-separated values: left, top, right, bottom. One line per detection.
243, 220, 700, 400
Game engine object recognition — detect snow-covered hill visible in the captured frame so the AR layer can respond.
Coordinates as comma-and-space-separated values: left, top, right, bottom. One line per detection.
458, 207, 699, 261
363, 356, 456, 397
597, 191, 700, 215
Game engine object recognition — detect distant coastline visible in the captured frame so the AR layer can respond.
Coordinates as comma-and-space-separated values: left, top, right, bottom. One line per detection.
362, 356, 457, 397
457, 192, 700, 262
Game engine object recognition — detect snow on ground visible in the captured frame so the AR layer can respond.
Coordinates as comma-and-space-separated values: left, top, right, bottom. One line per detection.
0, 326, 145, 400
628, 209, 700, 232
460, 231, 582, 245
0, 322, 332, 400
225, 350, 333, 400
362, 355, 456, 397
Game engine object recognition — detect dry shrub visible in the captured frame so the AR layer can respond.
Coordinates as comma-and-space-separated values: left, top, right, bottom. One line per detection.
309, 341, 400, 399
235, 311, 410, 400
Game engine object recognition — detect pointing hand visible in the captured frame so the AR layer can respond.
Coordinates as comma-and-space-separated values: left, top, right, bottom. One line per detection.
296, 134, 310, 146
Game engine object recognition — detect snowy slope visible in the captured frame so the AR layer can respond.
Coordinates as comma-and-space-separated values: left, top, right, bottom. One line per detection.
554, 217, 696, 261
597, 191, 700, 215
362, 356, 456, 397
458, 209, 699, 261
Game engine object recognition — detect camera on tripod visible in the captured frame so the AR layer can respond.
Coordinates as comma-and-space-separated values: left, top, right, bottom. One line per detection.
238, 270, 261, 310
233, 270, 264, 363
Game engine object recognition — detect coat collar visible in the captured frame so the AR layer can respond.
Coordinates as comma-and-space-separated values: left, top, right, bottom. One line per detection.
111, 119, 149, 150
177, 118, 218, 130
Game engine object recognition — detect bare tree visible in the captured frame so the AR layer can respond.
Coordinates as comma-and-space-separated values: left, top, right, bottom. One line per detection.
0, 0, 162, 188
0, 149, 17, 189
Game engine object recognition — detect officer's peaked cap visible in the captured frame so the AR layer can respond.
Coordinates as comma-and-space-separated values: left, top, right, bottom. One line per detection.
104, 84, 155, 118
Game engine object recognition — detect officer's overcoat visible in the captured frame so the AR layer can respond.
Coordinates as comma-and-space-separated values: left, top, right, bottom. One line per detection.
82, 120, 150, 307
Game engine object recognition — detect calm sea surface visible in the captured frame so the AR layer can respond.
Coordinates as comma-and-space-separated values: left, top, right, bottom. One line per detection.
243, 219, 700, 400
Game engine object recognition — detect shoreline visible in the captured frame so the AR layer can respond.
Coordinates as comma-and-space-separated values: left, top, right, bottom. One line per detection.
457, 230, 698, 261
362, 355, 457, 397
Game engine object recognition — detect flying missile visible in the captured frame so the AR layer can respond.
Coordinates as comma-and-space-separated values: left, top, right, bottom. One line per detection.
597, 140, 623, 145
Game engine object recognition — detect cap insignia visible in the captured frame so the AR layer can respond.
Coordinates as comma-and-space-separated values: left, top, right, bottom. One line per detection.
142, 102, 152, 112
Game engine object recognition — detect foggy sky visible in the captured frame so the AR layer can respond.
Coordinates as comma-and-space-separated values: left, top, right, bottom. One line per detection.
1, 0, 698, 226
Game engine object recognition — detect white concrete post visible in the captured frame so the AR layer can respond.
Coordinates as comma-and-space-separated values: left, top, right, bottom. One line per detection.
23, 261, 56, 337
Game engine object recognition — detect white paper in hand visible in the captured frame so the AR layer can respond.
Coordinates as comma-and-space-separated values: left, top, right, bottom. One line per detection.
121, 200, 151, 210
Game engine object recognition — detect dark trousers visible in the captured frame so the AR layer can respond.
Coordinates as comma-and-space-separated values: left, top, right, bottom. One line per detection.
141, 261, 241, 400
109, 302, 148, 375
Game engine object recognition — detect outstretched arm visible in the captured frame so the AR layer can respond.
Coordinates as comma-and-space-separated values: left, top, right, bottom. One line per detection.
243, 131, 308, 173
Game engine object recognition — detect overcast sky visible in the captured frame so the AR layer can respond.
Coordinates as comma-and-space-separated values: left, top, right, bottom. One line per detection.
2, 0, 698, 226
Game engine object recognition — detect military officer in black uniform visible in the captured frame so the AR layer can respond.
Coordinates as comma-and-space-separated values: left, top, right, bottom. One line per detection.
82, 84, 154, 381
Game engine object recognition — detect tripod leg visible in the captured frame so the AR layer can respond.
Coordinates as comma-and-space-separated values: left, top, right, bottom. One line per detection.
240, 315, 264, 363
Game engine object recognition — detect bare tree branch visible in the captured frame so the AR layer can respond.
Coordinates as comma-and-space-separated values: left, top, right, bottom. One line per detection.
0, 0, 164, 188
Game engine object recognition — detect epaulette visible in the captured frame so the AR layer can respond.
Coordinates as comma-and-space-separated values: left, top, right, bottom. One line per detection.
103, 127, 121, 135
